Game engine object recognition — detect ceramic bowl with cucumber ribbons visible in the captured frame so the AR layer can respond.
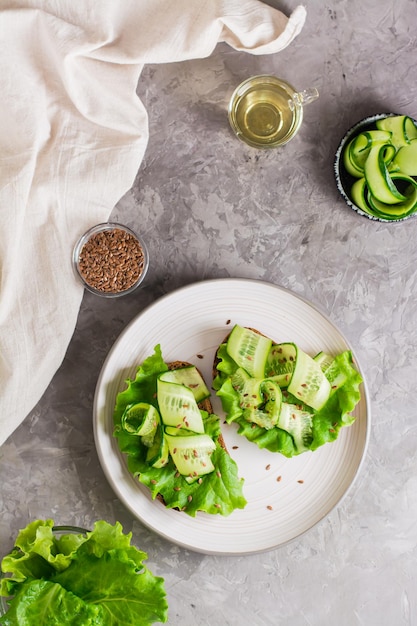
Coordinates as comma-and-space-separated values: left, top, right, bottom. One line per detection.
335, 113, 417, 222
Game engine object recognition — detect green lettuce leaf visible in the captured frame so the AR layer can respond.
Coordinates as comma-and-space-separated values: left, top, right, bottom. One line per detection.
215, 378, 243, 423
54, 550, 166, 625
1, 580, 103, 626
212, 343, 237, 389
113, 347, 247, 517
0, 519, 88, 588
310, 351, 362, 450
0, 520, 168, 626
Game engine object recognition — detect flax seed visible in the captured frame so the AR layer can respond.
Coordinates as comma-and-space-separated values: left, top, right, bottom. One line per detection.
76, 225, 146, 294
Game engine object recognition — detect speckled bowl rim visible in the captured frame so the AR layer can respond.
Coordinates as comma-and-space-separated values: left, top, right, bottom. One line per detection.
334, 113, 417, 223
73, 222, 149, 298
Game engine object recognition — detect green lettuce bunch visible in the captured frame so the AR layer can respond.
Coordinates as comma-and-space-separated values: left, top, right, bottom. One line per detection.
0, 519, 168, 625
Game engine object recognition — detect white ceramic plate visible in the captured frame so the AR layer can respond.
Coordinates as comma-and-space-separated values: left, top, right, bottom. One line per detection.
93, 278, 370, 555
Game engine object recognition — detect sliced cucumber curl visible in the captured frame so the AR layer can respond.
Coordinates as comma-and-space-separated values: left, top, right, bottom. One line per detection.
342, 115, 417, 220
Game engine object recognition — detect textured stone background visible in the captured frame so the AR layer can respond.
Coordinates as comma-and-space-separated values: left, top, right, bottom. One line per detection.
1, 1, 417, 624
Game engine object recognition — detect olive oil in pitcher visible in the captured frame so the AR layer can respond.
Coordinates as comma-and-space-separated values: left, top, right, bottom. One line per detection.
228, 76, 318, 148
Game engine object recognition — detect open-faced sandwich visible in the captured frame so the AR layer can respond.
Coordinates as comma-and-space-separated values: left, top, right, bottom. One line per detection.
113, 345, 247, 517
212, 325, 362, 457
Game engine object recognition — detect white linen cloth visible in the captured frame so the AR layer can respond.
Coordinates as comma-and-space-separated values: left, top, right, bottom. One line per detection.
0, 1, 306, 446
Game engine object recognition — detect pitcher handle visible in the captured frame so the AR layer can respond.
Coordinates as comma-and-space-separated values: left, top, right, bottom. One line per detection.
289, 88, 319, 110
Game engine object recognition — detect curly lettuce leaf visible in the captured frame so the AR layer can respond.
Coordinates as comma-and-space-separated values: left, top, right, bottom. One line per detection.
234, 419, 297, 457
54, 550, 166, 625
0, 520, 168, 626
215, 348, 362, 458
1, 580, 103, 626
114, 344, 168, 426
215, 378, 242, 423
113, 347, 246, 517
0, 519, 88, 588
212, 343, 237, 390
310, 351, 362, 450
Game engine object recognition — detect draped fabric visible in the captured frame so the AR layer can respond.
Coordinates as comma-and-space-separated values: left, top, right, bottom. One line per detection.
0, 1, 306, 445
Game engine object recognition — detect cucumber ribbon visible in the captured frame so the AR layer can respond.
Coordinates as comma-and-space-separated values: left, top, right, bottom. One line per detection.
343, 115, 417, 220
121, 402, 160, 437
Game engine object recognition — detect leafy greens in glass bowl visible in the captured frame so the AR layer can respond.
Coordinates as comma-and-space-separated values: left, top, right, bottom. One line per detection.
0, 519, 168, 625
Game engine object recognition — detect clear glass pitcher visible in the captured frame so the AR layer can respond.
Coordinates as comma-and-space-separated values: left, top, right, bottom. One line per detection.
228, 75, 319, 148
